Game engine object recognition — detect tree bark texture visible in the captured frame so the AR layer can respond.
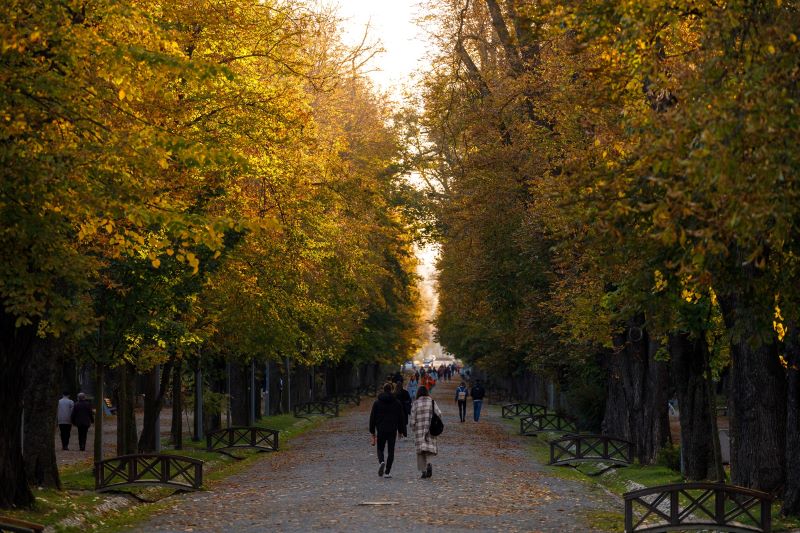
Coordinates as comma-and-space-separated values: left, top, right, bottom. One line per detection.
718, 291, 787, 492
0, 310, 36, 508
669, 331, 718, 480
137, 362, 172, 452
230, 362, 249, 427
22, 338, 62, 489
170, 361, 182, 449
92, 363, 104, 469
602, 318, 671, 464
116, 363, 137, 456
783, 320, 800, 515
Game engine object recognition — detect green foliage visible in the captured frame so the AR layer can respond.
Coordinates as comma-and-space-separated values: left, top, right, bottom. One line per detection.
656, 444, 682, 473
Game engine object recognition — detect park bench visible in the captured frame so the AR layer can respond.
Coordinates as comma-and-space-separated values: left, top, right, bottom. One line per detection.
624, 482, 772, 532
95, 454, 203, 492
324, 393, 361, 406
501, 402, 547, 419
0, 516, 44, 533
549, 434, 634, 475
520, 413, 577, 435
206, 426, 279, 459
293, 401, 339, 418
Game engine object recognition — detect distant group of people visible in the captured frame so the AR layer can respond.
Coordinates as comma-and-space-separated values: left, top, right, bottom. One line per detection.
369, 371, 486, 479
57, 392, 95, 451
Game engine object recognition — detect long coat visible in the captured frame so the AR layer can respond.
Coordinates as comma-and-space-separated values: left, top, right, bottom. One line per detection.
410, 396, 441, 455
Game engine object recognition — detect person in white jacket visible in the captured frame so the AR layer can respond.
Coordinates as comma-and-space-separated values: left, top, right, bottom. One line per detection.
57, 392, 74, 450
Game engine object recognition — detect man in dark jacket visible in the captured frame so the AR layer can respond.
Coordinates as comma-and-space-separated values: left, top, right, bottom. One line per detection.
395, 377, 413, 417
369, 383, 407, 478
470, 380, 486, 422
71, 392, 95, 451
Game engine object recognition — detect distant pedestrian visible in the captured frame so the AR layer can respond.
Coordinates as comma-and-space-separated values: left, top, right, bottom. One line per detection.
71, 393, 94, 451
407, 373, 419, 400
410, 386, 441, 479
395, 378, 413, 417
369, 383, 407, 478
470, 379, 486, 422
421, 371, 434, 392
455, 381, 468, 422
57, 392, 74, 450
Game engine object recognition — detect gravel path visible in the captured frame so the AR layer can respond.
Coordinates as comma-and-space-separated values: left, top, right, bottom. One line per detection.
133, 382, 617, 532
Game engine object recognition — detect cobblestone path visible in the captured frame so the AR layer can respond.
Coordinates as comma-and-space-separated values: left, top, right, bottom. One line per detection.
134, 382, 617, 532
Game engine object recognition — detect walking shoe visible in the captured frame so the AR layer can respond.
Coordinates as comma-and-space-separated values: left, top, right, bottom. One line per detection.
420, 472, 428, 479
426, 463, 432, 478
384, 473, 392, 479
378, 461, 385, 477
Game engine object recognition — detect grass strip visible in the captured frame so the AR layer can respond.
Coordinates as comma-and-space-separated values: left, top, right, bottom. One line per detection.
3, 411, 329, 532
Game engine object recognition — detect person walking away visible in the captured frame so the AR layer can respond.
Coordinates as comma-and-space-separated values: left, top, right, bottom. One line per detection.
455, 382, 468, 422
369, 383, 407, 478
470, 379, 486, 422
57, 392, 74, 450
410, 386, 441, 479
408, 373, 419, 400
395, 378, 413, 417
71, 392, 95, 451
420, 371, 432, 392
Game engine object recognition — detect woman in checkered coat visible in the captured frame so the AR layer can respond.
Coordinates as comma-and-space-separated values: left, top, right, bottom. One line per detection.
409, 386, 442, 479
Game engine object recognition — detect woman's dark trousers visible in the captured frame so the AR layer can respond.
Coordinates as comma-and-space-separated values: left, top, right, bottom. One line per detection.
457, 400, 467, 422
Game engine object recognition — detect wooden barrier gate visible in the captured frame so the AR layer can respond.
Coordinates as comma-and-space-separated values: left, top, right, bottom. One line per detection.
549, 434, 634, 475
95, 454, 203, 492
325, 393, 361, 406
206, 426, 279, 458
520, 414, 577, 435
501, 403, 547, 419
624, 482, 772, 533
293, 401, 339, 418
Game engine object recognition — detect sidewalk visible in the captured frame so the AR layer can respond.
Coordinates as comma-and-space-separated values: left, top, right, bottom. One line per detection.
132, 381, 617, 532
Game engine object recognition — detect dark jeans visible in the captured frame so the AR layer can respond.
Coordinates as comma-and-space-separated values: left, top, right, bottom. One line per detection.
77, 425, 90, 451
473, 399, 483, 421
457, 400, 467, 421
59, 424, 72, 450
377, 431, 397, 473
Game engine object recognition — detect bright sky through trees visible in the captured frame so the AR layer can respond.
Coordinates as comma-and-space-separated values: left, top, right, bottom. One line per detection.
334, 0, 429, 97
335, 0, 441, 355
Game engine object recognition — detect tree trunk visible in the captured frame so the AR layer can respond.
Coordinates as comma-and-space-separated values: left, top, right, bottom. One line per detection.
669, 331, 718, 480
170, 362, 182, 449
93, 363, 104, 468
718, 292, 786, 492
137, 362, 172, 452
602, 317, 671, 464
22, 338, 62, 489
783, 320, 800, 515
230, 362, 249, 426
0, 311, 37, 508
116, 362, 137, 456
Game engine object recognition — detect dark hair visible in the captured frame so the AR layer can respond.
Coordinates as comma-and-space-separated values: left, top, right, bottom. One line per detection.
416, 386, 429, 399
383, 383, 393, 393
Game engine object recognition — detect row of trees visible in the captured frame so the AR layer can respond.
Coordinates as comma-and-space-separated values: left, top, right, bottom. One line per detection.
412, 0, 800, 515
0, 0, 422, 508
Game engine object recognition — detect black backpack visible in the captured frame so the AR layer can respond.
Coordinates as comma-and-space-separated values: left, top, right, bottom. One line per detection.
429, 400, 444, 436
